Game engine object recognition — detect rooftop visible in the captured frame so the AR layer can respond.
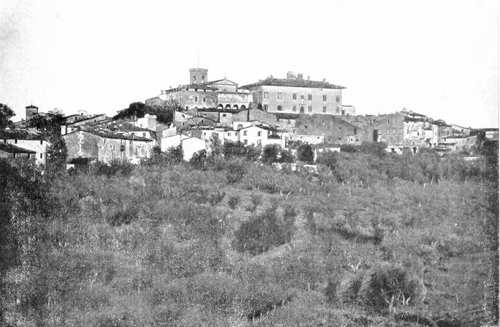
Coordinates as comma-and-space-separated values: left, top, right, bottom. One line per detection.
0, 129, 45, 140
66, 127, 153, 142
240, 77, 345, 90
0, 143, 36, 154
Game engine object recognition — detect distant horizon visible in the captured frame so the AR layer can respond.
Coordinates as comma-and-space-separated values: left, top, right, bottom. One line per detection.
1, 0, 499, 128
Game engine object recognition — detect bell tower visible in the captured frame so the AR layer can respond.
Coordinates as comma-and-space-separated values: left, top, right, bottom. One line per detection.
25, 105, 39, 120
189, 68, 208, 84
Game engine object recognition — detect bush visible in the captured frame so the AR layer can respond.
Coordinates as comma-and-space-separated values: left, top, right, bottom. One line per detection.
333, 263, 426, 311
278, 149, 295, 163
225, 160, 247, 184
233, 207, 296, 255
297, 144, 314, 163
262, 144, 280, 164
245, 145, 262, 161
93, 160, 134, 177
247, 193, 262, 212
228, 196, 240, 209
106, 207, 138, 226
189, 150, 207, 169
223, 141, 247, 159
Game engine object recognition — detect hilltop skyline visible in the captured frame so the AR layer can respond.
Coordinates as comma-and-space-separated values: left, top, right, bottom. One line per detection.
1, 0, 499, 128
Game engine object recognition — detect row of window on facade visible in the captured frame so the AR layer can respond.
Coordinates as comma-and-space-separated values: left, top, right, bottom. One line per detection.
3, 138, 44, 145
8, 152, 43, 159
267, 104, 344, 114
202, 130, 263, 138
263, 92, 340, 102
193, 96, 207, 103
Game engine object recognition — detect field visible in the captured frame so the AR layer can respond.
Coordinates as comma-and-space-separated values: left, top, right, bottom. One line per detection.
0, 147, 498, 326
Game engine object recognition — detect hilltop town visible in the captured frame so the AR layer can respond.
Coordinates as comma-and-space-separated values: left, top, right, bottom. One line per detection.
1, 70, 499, 326
1, 68, 498, 166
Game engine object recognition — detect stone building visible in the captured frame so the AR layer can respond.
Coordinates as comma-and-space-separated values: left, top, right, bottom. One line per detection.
240, 71, 349, 116
0, 129, 49, 165
63, 130, 154, 164
188, 107, 279, 127
146, 68, 251, 110
343, 110, 444, 152
0, 143, 36, 160
294, 115, 360, 144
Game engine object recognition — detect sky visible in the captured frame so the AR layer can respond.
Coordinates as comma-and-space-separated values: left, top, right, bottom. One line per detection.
0, 0, 499, 128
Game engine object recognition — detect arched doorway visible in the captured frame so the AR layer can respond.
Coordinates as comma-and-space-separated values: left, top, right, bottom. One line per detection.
233, 105, 239, 110
217, 104, 223, 109
225, 104, 231, 109
240, 105, 246, 110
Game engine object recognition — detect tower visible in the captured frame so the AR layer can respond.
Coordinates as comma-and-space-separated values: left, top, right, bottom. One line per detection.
189, 68, 208, 84
25, 105, 38, 120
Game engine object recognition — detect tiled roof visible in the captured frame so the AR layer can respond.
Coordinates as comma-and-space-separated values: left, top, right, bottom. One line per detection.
275, 113, 301, 120
0, 129, 45, 140
104, 121, 153, 133
240, 77, 345, 90
66, 129, 152, 142
0, 143, 36, 153
63, 114, 106, 125
195, 107, 247, 114
164, 83, 218, 93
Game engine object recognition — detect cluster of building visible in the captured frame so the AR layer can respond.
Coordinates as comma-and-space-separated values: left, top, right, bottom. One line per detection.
1, 67, 497, 166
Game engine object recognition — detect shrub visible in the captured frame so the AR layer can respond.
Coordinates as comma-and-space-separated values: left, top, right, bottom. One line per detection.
297, 144, 314, 163
223, 141, 247, 159
225, 160, 247, 184
165, 145, 183, 164
245, 145, 261, 161
278, 149, 295, 163
189, 150, 207, 169
106, 207, 138, 226
262, 144, 280, 164
247, 193, 262, 212
93, 160, 134, 177
207, 190, 225, 206
340, 144, 358, 153
333, 263, 426, 311
233, 207, 296, 255
228, 196, 240, 209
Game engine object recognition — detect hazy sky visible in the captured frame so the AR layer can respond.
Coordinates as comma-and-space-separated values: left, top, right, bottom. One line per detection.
1, 0, 499, 127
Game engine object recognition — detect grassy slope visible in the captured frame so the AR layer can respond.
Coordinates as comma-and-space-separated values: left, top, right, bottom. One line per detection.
6, 160, 497, 326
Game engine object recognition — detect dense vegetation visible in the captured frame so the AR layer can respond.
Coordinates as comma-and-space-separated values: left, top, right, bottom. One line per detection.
0, 144, 497, 326
113, 101, 179, 125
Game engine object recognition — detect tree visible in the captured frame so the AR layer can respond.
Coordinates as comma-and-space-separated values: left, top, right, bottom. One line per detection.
26, 112, 64, 137
297, 144, 314, 163
114, 101, 178, 125
223, 141, 247, 159
113, 102, 147, 120
45, 136, 68, 176
278, 149, 295, 163
262, 144, 280, 164
190, 150, 207, 169
0, 103, 15, 129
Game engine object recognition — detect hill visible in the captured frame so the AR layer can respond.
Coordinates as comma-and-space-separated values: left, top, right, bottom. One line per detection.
0, 149, 498, 326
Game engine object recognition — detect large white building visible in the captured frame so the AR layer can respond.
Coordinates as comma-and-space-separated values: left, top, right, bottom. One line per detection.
240, 71, 355, 116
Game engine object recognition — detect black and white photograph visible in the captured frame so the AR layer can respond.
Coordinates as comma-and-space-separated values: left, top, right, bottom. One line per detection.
0, 0, 499, 326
